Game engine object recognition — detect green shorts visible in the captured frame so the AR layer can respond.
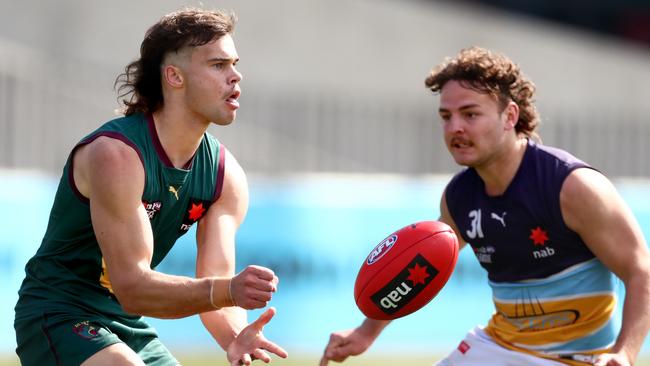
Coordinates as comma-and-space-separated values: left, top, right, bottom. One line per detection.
15, 310, 179, 366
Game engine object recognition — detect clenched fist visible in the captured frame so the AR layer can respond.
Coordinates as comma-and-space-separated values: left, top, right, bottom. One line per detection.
229, 265, 279, 310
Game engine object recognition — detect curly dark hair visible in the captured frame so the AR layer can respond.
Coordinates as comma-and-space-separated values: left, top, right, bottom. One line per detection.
425, 47, 540, 139
115, 8, 236, 116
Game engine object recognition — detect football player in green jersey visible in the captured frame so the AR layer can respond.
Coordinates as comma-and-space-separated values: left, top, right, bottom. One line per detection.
14, 8, 287, 366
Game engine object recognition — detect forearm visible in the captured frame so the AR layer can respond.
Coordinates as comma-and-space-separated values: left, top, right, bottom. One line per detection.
359, 317, 391, 340
116, 270, 233, 318
613, 270, 650, 362
200, 307, 248, 350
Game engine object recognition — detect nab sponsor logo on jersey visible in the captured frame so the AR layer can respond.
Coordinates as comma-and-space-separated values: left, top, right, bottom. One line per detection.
370, 254, 439, 315
367, 234, 398, 265
179, 198, 212, 233
474, 246, 495, 264
529, 226, 556, 259
142, 201, 162, 220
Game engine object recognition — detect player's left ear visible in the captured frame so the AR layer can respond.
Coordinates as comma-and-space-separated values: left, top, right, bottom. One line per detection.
162, 65, 184, 88
503, 101, 519, 131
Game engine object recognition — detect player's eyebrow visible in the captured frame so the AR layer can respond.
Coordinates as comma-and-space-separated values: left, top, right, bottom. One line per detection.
207, 57, 239, 63
439, 103, 481, 113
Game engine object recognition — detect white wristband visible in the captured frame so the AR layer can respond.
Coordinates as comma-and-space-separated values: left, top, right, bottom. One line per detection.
209, 279, 219, 309
228, 278, 237, 307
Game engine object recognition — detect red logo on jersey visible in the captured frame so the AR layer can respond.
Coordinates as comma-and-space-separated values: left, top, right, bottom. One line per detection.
529, 227, 549, 246
188, 202, 206, 221
457, 341, 470, 354
179, 199, 212, 233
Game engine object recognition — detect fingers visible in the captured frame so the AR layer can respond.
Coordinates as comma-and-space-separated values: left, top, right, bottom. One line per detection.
259, 339, 289, 359
231, 353, 252, 366
249, 308, 289, 358
230, 343, 287, 365
319, 355, 330, 366
322, 333, 351, 363
232, 349, 277, 366
321, 333, 345, 365
250, 307, 276, 330
246, 265, 278, 287
252, 349, 271, 363
241, 354, 252, 365
231, 266, 279, 309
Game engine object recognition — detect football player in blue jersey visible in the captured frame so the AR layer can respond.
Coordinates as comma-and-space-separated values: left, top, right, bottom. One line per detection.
320, 47, 650, 366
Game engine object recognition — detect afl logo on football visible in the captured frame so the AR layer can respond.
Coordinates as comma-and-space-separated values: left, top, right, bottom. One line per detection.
367, 235, 398, 265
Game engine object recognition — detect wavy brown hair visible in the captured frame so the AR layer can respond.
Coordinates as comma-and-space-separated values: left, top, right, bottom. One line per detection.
425, 47, 540, 140
115, 8, 236, 116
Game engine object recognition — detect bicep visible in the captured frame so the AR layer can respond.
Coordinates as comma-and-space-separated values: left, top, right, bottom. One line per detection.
77, 138, 153, 291
561, 168, 649, 281
196, 150, 249, 278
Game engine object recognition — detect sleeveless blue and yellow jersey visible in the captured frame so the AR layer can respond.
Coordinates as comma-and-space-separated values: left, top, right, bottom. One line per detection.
445, 140, 617, 363
15, 113, 225, 320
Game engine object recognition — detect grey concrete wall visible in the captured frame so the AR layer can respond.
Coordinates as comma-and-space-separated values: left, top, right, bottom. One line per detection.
1, 0, 649, 176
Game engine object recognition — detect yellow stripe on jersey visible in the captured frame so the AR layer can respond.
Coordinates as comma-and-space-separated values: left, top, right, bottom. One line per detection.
486, 293, 615, 347
99, 258, 114, 294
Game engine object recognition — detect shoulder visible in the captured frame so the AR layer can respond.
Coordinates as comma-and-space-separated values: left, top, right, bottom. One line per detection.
74, 136, 145, 198
202, 148, 248, 223
560, 168, 617, 229
529, 141, 589, 170
525, 142, 594, 197
211, 148, 247, 208
81, 136, 142, 167
222, 149, 247, 194
561, 168, 612, 201
77, 114, 147, 162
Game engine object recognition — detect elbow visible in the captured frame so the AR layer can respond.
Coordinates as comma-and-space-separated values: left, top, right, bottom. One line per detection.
118, 296, 143, 315
111, 276, 147, 315
620, 260, 650, 293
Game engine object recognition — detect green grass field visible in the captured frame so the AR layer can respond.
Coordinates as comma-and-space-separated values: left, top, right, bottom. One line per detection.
3, 353, 650, 366
0, 354, 437, 366
179, 354, 437, 366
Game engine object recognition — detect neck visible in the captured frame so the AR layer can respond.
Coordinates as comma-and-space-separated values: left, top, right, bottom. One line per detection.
151, 107, 209, 168
476, 138, 528, 196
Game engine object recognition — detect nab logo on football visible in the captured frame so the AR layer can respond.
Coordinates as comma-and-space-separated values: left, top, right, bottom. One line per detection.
370, 254, 439, 315
367, 235, 398, 265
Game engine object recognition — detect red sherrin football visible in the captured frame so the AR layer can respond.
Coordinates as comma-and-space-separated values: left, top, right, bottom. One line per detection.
354, 221, 459, 320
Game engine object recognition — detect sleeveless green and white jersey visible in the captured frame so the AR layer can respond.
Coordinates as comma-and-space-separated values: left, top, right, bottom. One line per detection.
15, 113, 225, 320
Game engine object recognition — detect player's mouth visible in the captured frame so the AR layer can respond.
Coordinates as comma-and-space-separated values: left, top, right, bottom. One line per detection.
225, 89, 240, 109
450, 137, 472, 150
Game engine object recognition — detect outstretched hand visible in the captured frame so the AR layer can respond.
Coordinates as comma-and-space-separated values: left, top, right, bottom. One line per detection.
319, 327, 374, 366
227, 307, 288, 366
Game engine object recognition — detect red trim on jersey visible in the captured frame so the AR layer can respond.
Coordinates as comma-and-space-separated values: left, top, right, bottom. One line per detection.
213, 145, 226, 202
146, 114, 197, 169
41, 314, 62, 365
146, 114, 174, 168
68, 131, 145, 204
